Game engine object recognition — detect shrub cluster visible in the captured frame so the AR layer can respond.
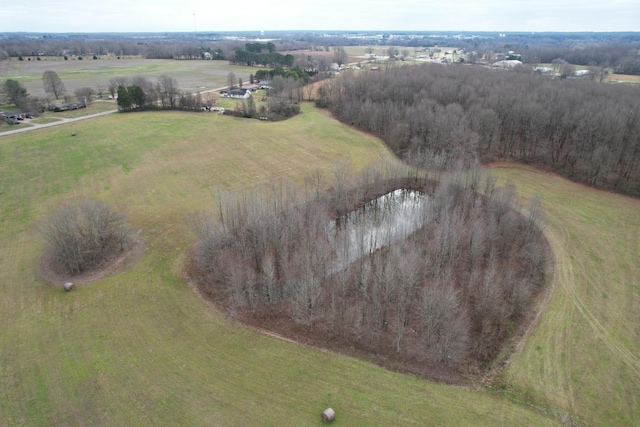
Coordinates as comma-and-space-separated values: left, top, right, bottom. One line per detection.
38, 199, 133, 275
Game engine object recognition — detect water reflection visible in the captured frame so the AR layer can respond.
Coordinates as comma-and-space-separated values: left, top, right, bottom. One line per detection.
327, 189, 427, 272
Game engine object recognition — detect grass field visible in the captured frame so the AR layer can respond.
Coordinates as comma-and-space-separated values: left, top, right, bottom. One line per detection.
493, 166, 640, 426
0, 105, 558, 426
0, 104, 638, 425
0, 57, 257, 98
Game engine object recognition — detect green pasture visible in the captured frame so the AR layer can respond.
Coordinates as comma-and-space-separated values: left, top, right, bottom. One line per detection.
0, 105, 557, 426
1, 104, 638, 425
0, 121, 31, 132
493, 166, 640, 426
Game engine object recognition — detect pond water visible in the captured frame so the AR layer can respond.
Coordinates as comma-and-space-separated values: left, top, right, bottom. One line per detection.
327, 189, 428, 272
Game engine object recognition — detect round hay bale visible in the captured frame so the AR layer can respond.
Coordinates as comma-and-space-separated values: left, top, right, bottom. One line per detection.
63, 282, 75, 292
71, 132, 76, 137
321, 408, 335, 423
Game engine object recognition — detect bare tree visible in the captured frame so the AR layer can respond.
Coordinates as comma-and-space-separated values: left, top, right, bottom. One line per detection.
188, 163, 548, 372
38, 199, 133, 275
156, 75, 179, 108
42, 70, 66, 100
419, 281, 468, 364
74, 87, 94, 105
108, 77, 128, 99
332, 47, 348, 67
227, 72, 237, 89
304, 78, 316, 102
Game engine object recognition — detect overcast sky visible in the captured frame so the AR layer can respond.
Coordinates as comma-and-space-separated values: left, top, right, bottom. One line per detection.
2, 0, 639, 33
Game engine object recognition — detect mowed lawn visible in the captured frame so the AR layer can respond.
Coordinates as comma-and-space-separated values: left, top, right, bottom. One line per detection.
493, 166, 640, 426
2, 104, 636, 426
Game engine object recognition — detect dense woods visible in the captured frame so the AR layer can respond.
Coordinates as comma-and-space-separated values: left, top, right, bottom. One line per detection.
318, 64, 640, 196
189, 164, 549, 376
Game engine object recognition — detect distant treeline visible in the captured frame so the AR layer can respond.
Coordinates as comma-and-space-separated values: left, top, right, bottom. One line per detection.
0, 36, 242, 61
522, 43, 640, 75
3, 33, 640, 74
318, 64, 640, 196
230, 42, 295, 68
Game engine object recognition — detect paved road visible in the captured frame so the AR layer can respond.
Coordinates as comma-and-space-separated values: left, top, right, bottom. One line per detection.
0, 109, 118, 137
1, 84, 233, 138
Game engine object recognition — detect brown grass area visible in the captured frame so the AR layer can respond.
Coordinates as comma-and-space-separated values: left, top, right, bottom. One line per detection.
38, 233, 145, 288
607, 73, 640, 84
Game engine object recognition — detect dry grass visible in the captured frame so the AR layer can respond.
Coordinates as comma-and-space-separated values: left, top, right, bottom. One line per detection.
0, 57, 258, 98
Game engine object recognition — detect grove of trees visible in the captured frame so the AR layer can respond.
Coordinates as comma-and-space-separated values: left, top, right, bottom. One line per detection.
231, 42, 295, 68
317, 64, 640, 196
112, 74, 206, 112
188, 164, 549, 377
38, 199, 134, 275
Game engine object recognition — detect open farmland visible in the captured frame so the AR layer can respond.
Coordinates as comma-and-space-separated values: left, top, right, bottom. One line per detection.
0, 105, 552, 426
0, 57, 257, 98
0, 103, 638, 425
494, 166, 640, 426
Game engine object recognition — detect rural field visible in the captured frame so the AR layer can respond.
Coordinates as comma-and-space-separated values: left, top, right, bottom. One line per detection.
0, 101, 638, 425
494, 166, 640, 426
0, 57, 258, 98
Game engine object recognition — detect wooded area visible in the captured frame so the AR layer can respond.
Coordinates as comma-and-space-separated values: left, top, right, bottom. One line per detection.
318, 64, 640, 196
188, 165, 549, 378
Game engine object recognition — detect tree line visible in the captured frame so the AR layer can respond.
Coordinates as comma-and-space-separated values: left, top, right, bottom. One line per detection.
110, 75, 212, 112
188, 163, 548, 372
519, 42, 640, 75
231, 42, 295, 68
0, 35, 241, 61
254, 66, 318, 83
317, 64, 640, 196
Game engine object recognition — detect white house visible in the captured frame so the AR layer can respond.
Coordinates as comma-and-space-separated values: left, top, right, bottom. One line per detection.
229, 88, 251, 99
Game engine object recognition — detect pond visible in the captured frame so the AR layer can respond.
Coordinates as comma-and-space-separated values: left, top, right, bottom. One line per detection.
327, 189, 428, 272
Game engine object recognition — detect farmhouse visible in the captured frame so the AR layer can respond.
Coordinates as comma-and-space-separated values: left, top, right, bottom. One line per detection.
229, 88, 251, 99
